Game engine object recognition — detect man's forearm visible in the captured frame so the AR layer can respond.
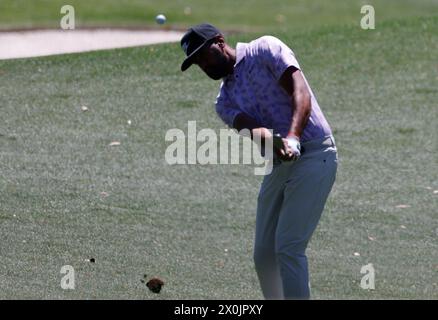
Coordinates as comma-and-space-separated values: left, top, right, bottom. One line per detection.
287, 89, 311, 139
278, 67, 312, 140
233, 113, 269, 140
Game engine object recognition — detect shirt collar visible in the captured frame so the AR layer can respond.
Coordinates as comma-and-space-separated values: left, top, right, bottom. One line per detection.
234, 42, 247, 67
224, 42, 247, 82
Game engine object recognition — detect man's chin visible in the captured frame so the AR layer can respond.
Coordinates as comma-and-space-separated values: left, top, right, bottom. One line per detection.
207, 71, 227, 80
206, 74, 221, 80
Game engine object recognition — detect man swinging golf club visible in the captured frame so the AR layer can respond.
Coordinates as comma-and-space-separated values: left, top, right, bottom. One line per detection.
180, 23, 338, 299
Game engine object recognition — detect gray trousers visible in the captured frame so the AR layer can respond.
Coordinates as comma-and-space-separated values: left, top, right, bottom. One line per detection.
254, 135, 338, 299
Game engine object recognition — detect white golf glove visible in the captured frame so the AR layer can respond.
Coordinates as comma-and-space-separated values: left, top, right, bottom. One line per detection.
285, 136, 301, 161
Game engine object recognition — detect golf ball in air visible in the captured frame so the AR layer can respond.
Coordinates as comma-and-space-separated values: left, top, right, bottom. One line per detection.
156, 14, 166, 25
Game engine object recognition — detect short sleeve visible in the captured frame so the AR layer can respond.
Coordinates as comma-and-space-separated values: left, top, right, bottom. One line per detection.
258, 36, 301, 80
215, 84, 242, 128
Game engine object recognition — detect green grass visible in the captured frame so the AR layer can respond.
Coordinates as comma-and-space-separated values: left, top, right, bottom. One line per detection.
0, 2, 437, 299
0, 0, 438, 33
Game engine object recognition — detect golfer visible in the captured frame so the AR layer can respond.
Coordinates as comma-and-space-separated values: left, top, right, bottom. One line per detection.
180, 23, 338, 299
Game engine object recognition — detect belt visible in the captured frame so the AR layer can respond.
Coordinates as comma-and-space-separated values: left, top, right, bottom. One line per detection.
300, 135, 336, 154
272, 135, 336, 164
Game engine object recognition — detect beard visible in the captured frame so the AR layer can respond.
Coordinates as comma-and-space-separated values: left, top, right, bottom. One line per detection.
206, 66, 228, 80
205, 52, 230, 80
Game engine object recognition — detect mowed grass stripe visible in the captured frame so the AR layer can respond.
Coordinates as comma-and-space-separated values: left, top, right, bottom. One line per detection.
0, 16, 437, 299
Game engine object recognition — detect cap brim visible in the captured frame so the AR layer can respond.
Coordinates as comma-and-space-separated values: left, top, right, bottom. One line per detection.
180, 39, 210, 72
181, 57, 194, 71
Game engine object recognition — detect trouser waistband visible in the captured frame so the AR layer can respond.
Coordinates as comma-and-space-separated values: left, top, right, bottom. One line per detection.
272, 135, 336, 165
300, 135, 336, 154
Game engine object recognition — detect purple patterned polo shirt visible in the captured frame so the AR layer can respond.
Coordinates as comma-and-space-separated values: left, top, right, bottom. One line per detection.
215, 36, 332, 142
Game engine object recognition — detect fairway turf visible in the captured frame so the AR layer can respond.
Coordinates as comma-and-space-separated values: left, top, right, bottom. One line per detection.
0, 5, 437, 299
1, 0, 438, 32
